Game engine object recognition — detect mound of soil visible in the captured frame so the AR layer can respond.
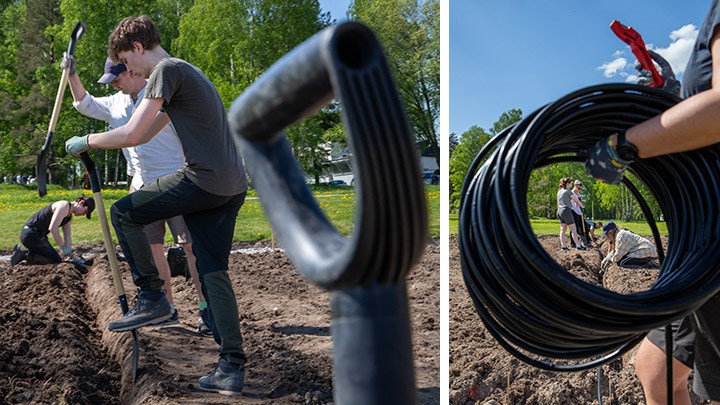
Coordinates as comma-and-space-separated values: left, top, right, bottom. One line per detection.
450, 234, 708, 405
0, 239, 439, 404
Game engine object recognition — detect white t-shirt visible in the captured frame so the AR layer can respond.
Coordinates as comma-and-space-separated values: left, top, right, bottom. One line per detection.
73, 87, 185, 189
571, 190, 583, 216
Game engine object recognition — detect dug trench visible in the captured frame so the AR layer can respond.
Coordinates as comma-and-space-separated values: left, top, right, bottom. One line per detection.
450, 234, 710, 405
0, 239, 440, 404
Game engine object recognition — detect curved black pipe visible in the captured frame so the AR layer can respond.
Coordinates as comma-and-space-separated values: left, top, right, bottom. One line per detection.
459, 84, 720, 371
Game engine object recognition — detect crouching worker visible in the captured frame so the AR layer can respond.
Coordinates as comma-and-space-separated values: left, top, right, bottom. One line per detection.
10, 196, 95, 266
600, 221, 658, 270
586, 220, 603, 242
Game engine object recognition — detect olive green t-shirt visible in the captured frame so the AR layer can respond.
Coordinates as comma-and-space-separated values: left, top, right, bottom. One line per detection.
145, 57, 247, 196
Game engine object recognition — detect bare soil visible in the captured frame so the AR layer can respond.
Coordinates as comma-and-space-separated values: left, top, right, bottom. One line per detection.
449, 234, 709, 405
0, 238, 439, 404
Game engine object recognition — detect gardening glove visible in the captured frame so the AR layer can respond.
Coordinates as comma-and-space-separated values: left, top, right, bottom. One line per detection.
61, 52, 77, 76
601, 255, 611, 271
585, 135, 630, 185
635, 50, 680, 96
61, 246, 72, 256
65, 135, 90, 157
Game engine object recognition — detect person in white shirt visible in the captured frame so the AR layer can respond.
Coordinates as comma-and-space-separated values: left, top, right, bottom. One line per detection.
64, 55, 212, 334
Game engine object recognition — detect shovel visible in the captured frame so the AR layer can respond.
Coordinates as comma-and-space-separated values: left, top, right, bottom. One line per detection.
37, 21, 86, 197
79, 152, 139, 383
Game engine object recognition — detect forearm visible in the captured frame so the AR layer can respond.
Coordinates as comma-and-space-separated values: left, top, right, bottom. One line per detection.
628, 89, 720, 158
67, 74, 87, 103
88, 126, 141, 149
62, 225, 72, 248
50, 229, 64, 248
86, 98, 165, 150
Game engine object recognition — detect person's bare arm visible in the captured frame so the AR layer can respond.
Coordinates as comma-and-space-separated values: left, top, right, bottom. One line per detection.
67, 73, 87, 103
628, 27, 720, 158
87, 98, 165, 149
48, 201, 70, 248
570, 193, 585, 209
61, 221, 72, 249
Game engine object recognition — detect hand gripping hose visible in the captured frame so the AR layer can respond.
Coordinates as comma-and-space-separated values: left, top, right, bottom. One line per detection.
459, 83, 720, 371
228, 22, 427, 404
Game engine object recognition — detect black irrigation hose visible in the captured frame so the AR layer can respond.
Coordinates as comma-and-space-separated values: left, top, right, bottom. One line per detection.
459, 83, 720, 371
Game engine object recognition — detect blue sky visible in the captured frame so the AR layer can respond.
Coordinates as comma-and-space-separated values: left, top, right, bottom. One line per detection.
450, 1, 709, 135
318, 0, 353, 22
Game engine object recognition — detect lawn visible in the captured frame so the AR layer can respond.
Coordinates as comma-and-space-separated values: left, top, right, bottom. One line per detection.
449, 214, 668, 237
0, 183, 440, 251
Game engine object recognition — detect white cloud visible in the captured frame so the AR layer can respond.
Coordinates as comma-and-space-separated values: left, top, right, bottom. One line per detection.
598, 57, 628, 78
651, 24, 697, 75
599, 23, 698, 79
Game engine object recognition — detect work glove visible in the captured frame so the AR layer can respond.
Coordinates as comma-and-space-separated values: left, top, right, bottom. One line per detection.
585, 135, 630, 185
65, 135, 90, 157
60, 52, 77, 76
61, 246, 72, 256
635, 50, 680, 96
601, 256, 610, 271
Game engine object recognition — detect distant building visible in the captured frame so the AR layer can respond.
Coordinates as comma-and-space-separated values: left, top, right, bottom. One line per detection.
314, 142, 439, 186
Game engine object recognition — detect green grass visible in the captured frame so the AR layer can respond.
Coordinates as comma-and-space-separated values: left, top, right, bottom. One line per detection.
0, 183, 440, 251
449, 213, 667, 237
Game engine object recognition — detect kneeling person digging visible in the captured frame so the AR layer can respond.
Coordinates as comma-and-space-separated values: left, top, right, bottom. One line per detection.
11, 196, 95, 267
600, 221, 658, 270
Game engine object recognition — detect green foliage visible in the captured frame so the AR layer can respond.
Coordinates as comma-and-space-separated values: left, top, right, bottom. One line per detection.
448, 125, 489, 210
449, 109, 523, 211
0, 183, 440, 250
0, 0, 437, 219
350, 0, 440, 168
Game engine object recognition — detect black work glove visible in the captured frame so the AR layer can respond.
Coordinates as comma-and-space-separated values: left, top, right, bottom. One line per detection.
585, 134, 630, 185
635, 50, 680, 96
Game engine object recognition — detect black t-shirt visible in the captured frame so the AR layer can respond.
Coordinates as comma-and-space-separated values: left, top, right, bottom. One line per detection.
24, 201, 72, 235
682, 0, 720, 98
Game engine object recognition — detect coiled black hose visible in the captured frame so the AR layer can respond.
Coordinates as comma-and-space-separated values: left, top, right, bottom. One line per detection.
459, 83, 720, 371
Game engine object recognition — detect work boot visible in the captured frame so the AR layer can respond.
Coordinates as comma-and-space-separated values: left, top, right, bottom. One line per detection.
108, 290, 173, 332
150, 306, 179, 327
10, 244, 26, 266
198, 358, 245, 396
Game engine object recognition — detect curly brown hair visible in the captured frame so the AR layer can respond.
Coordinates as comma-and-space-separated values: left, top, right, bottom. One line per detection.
107, 15, 161, 62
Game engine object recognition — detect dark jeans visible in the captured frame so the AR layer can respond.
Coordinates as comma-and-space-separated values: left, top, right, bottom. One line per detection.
110, 172, 245, 289
570, 211, 586, 246
20, 225, 62, 264
110, 171, 246, 360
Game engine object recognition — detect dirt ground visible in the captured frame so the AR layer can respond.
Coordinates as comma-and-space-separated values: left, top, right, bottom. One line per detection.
0, 238, 439, 404
449, 234, 711, 405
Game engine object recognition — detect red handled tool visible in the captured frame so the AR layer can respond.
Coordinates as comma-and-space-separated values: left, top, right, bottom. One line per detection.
610, 20, 664, 88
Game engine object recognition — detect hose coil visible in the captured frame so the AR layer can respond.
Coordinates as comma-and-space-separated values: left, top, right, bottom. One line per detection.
459, 83, 720, 371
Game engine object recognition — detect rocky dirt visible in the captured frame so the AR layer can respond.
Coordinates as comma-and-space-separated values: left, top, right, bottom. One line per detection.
449, 234, 710, 405
0, 239, 439, 404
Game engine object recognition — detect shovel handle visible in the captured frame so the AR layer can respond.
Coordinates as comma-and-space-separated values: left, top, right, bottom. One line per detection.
80, 152, 127, 309
37, 22, 87, 197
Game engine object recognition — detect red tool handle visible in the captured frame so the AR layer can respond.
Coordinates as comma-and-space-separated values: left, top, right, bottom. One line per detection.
610, 20, 664, 87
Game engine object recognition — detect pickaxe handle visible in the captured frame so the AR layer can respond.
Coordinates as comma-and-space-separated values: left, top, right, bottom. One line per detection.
610, 20, 664, 88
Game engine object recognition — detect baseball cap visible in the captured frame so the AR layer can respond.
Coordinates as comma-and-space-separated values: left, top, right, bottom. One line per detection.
602, 221, 616, 236
97, 58, 127, 84
82, 196, 96, 219
574, 180, 583, 186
